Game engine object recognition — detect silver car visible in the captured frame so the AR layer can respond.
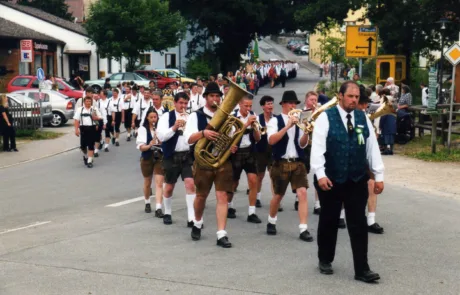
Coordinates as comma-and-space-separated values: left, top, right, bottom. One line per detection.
12, 90, 75, 127
85, 72, 151, 92
3, 93, 53, 127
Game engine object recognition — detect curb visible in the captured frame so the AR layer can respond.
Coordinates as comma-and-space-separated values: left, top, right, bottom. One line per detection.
0, 130, 127, 170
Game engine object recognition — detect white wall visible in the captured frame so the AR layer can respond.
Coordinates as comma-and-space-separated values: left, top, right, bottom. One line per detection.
0, 4, 123, 80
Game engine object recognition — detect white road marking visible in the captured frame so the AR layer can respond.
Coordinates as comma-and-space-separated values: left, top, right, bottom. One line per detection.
105, 196, 144, 207
0, 221, 51, 235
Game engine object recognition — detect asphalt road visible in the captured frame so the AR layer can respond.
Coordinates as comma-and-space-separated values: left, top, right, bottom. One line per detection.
1, 69, 460, 295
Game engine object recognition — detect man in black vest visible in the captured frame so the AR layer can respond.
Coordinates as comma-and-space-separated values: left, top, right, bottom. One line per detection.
311, 81, 384, 283
184, 82, 234, 248
255, 95, 275, 208
266, 90, 313, 242
226, 95, 262, 223
156, 92, 196, 226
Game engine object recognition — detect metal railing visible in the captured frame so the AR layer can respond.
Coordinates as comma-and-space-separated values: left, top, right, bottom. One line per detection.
9, 103, 41, 130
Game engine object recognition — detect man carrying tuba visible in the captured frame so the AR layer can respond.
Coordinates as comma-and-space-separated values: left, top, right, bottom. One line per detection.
184, 82, 234, 248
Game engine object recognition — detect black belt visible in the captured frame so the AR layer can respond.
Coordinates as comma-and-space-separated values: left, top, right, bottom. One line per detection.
237, 147, 252, 152
278, 158, 300, 163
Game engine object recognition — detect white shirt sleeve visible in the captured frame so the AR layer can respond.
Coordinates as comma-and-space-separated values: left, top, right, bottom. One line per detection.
299, 130, 308, 149
133, 100, 140, 116
136, 126, 148, 150
365, 116, 385, 182
73, 107, 82, 121
198, 96, 206, 108
156, 112, 175, 142
266, 117, 279, 143
310, 112, 329, 180
184, 112, 199, 145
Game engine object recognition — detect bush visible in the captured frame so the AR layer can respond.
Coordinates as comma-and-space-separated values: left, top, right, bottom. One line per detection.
409, 67, 428, 105
185, 51, 219, 79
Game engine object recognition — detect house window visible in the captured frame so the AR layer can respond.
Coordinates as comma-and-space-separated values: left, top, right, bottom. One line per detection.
141, 53, 151, 65
165, 53, 176, 68
108, 57, 112, 74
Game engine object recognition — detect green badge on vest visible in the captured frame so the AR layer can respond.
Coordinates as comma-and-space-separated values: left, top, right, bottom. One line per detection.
355, 125, 365, 145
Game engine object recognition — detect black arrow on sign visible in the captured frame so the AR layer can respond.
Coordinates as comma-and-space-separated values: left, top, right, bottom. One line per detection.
355, 37, 375, 55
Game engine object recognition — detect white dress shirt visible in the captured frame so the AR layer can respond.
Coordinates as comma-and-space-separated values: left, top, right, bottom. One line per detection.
96, 99, 109, 125
122, 94, 135, 110
267, 113, 308, 159
75, 98, 96, 109
157, 110, 190, 152
187, 93, 205, 113
421, 87, 428, 106
184, 106, 214, 145
154, 105, 167, 117
109, 97, 123, 114
235, 110, 257, 148
73, 106, 102, 126
310, 105, 384, 182
133, 98, 153, 125
136, 126, 160, 150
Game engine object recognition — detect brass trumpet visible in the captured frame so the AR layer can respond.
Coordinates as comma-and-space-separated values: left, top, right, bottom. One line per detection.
287, 108, 309, 133
252, 121, 267, 135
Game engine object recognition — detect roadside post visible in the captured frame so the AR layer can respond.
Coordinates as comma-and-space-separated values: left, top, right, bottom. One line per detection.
444, 42, 460, 153
36, 67, 45, 130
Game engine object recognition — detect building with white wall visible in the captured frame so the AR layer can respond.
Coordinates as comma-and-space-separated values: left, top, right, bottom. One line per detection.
0, 2, 122, 83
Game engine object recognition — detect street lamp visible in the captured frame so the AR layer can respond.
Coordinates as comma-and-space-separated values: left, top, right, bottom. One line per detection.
436, 18, 450, 103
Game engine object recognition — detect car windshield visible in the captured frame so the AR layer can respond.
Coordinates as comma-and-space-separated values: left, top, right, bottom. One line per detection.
134, 73, 149, 81
59, 79, 76, 90
171, 70, 187, 77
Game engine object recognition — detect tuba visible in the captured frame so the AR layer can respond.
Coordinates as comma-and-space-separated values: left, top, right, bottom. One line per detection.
162, 89, 175, 110
194, 78, 249, 168
368, 95, 396, 120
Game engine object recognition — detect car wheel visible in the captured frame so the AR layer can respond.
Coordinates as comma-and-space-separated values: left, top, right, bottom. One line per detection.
92, 85, 102, 93
51, 112, 65, 127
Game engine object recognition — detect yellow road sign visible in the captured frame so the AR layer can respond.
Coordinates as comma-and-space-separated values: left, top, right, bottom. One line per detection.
345, 26, 378, 58
444, 43, 460, 66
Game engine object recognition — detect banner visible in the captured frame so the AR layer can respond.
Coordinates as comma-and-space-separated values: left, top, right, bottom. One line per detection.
20, 39, 33, 63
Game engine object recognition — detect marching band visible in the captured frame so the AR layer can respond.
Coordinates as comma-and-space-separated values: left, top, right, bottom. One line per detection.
73, 70, 385, 283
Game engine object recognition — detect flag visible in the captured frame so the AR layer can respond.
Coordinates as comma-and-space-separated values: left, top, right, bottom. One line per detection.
253, 36, 259, 60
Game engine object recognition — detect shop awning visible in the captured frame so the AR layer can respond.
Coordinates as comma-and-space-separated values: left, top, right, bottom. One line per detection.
64, 50, 91, 55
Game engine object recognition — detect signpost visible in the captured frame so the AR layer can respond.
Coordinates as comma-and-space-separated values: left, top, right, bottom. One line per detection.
20, 39, 33, 63
427, 67, 438, 111
36, 68, 45, 130
345, 26, 378, 58
444, 42, 460, 153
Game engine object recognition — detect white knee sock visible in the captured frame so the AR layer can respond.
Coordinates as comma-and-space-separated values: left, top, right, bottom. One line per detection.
268, 215, 277, 225
87, 157, 93, 163
194, 218, 203, 228
186, 194, 196, 222
228, 201, 234, 209
314, 200, 320, 209
257, 192, 261, 200
164, 197, 172, 215
299, 224, 308, 234
367, 212, 376, 226
95, 148, 99, 154
155, 203, 162, 210
144, 198, 150, 204
340, 209, 345, 219
248, 206, 256, 215
217, 230, 227, 240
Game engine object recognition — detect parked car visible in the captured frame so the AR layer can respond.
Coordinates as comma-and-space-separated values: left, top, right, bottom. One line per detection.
294, 45, 309, 55
12, 89, 75, 127
154, 69, 196, 84
85, 72, 150, 91
2, 93, 53, 127
134, 70, 179, 89
7, 76, 84, 100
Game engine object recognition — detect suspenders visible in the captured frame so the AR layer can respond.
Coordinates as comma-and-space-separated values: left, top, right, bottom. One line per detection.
80, 107, 95, 126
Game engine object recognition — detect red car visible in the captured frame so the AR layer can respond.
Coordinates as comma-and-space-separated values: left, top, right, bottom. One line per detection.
135, 70, 179, 89
7, 75, 84, 100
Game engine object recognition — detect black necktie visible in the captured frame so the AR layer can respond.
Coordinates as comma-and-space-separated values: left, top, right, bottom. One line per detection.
346, 114, 353, 136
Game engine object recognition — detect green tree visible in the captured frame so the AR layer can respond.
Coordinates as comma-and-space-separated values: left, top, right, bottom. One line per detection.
13, 0, 73, 21
85, 0, 186, 70
170, 0, 302, 71
316, 35, 345, 89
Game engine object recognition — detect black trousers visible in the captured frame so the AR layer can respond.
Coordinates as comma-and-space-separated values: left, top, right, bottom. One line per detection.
2, 126, 16, 151
315, 177, 370, 274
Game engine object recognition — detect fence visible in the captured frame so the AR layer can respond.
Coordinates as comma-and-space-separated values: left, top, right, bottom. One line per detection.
9, 103, 42, 130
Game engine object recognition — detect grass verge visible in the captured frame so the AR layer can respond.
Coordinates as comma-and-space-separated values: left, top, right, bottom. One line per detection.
394, 135, 460, 162
16, 129, 65, 140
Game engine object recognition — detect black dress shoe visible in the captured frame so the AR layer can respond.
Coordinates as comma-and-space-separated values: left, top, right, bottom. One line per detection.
246, 189, 249, 195
247, 214, 262, 224
145, 204, 151, 213
94, 152, 99, 158
354, 270, 380, 283
368, 223, 384, 234
266, 223, 277, 235
278, 206, 284, 212
256, 199, 262, 208
227, 208, 236, 219
83, 156, 88, 165
155, 209, 164, 218
191, 226, 201, 241
104, 147, 109, 152
216, 236, 232, 248
87, 162, 93, 168
294, 201, 299, 211
299, 230, 314, 242
338, 218, 346, 229
187, 221, 194, 228
163, 214, 172, 225
313, 207, 321, 215
115, 142, 120, 146
12, 148, 18, 152
319, 261, 334, 275
127, 136, 131, 142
